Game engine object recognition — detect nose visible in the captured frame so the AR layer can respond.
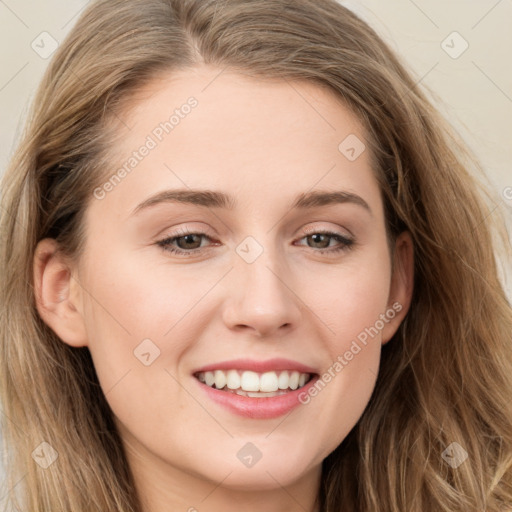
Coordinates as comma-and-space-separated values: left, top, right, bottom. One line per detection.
221, 246, 302, 338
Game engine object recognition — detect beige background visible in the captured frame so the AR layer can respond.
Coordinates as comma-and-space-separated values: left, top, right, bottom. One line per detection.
0, 0, 511, 278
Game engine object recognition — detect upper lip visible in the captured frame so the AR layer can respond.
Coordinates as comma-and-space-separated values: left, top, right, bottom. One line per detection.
192, 358, 318, 375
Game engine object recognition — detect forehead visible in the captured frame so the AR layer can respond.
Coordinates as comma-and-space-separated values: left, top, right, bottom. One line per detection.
91, 65, 381, 220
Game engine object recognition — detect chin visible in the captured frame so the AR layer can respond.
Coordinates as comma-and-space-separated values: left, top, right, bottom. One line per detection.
198, 453, 314, 491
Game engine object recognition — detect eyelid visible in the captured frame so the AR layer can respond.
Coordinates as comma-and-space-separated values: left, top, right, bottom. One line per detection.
300, 223, 353, 239
160, 223, 352, 243
155, 224, 216, 241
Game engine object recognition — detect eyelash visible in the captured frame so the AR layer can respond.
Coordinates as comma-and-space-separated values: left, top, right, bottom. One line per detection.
156, 227, 355, 257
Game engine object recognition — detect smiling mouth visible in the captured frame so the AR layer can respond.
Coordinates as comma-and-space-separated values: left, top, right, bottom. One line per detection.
194, 369, 314, 397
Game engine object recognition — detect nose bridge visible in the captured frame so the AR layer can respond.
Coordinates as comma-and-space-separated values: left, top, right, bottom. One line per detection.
222, 234, 301, 336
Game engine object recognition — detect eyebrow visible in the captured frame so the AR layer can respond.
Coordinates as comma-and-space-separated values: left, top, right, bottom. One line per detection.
130, 188, 372, 217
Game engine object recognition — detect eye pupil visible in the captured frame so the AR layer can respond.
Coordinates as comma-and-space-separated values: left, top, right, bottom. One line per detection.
308, 233, 330, 249
177, 234, 202, 249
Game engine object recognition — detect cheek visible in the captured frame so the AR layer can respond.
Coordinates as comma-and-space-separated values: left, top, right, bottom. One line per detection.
292, 259, 391, 457
301, 248, 392, 348
78, 243, 209, 395
295, 245, 391, 405
81, 241, 215, 339
78, 248, 204, 450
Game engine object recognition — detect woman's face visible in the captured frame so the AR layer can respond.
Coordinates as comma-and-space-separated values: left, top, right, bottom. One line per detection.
36, 66, 412, 501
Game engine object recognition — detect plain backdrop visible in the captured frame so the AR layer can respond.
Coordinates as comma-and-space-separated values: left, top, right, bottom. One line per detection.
0, 0, 511, 488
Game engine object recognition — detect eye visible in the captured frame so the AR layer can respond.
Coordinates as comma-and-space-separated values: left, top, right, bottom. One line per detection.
156, 229, 216, 256
155, 227, 355, 257
294, 230, 354, 254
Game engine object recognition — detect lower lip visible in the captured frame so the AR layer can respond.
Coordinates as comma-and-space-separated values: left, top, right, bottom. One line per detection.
194, 375, 319, 419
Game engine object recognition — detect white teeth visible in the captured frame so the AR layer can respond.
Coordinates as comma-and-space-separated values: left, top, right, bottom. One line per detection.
278, 370, 289, 390
195, 369, 312, 393
260, 371, 279, 392
240, 371, 260, 392
226, 369, 240, 389
214, 370, 226, 390
289, 371, 300, 390
205, 371, 215, 387
246, 390, 285, 397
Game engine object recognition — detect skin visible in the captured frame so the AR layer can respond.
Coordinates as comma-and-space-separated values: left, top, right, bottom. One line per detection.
34, 65, 413, 512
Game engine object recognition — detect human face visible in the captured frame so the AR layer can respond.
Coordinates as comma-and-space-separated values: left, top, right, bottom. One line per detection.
68, 65, 410, 495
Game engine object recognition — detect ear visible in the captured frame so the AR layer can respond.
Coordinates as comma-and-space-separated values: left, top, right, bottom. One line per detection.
33, 238, 88, 347
381, 231, 414, 345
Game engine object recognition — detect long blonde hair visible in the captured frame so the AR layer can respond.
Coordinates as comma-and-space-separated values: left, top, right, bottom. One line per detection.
1, 0, 511, 510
